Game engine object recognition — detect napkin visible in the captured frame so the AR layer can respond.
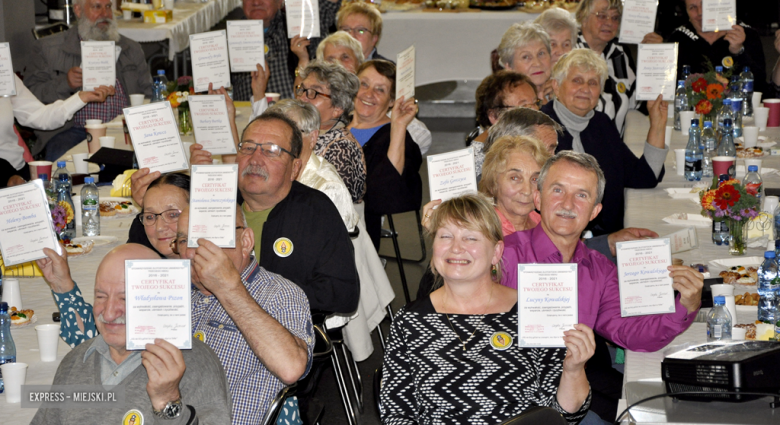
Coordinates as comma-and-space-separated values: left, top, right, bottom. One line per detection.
665, 188, 703, 205
662, 213, 712, 227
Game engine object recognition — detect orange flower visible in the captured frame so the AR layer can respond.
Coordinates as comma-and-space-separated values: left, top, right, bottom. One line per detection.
701, 190, 716, 211
695, 99, 713, 115
167, 92, 180, 108
706, 83, 724, 100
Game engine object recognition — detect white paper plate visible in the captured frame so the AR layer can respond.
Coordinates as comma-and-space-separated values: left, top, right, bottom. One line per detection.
72, 235, 118, 247
662, 213, 712, 227
736, 305, 758, 313
708, 256, 763, 269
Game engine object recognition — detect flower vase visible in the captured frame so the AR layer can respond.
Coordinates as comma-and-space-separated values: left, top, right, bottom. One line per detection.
728, 218, 747, 256
178, 108, 192, 135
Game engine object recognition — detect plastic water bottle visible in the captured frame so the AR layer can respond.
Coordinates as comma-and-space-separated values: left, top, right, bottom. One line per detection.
712, 174, 731, 245
39, 173, 57, 209
744, 165, 763, 208
57, 173, 76, 240
729, 89, 743, 138
715, 65, 724, 75
81, 177, 100, 237
702, 121, 716, 178
707, 296, 732, 341
152, 70, 169, 103
52, 160, 70, 193
0, 302, 17, 394
717, 119, 736, 158
673, 80, 688, 131
740, 66, 754, 117
681, 64, 691, 81
685, 120, 702, 181
758, 251, 779, 323
717, 99, 733, 132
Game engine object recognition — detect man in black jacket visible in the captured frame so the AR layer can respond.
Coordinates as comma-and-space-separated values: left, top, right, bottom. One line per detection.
236, 112, 359, 315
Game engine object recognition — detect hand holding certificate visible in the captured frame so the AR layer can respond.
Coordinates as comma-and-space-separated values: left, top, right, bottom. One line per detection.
616, 238, 675, 317
635, 43, 678, 101
188, 164, 239, 248
126, 259, 192, 350
427, 148, 478, 202
517, 264, 578, 347
189, 95, 237, 155
702, 0, 737, 33
81, 41, 116, 92
0, 181, 62, 266
619, 0, 658, 45
396, 45, 415, 101
0, 43, 16, 97
285, 0, 320, 38
123, 102, 189, 174
190, 31, 231, 93
226, 20, 265, 72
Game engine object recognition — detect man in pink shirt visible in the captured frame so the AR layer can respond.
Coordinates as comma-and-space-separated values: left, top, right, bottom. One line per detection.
501, 151, 704, 352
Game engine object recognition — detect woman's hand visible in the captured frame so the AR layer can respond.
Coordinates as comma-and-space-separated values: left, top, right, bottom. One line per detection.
646, 94, 668, 149
291, 35, 311, 64
131, 168, 162, 208
208, 83, 235, 122
725, 25, 746, 55
251, 62, 270, 101
641, 32, 664, 44
391, 96, 418, 130
189, 143, 213, 166
421, 199, 443, 231
562, 324, 595, 373
538, 80, 554, 103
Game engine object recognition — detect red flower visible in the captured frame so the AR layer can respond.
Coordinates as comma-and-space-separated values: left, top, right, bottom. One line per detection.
695, 99, 713, 115
692, 78, 708, 93
706, 83, 724, 100
713, 184, 741, 210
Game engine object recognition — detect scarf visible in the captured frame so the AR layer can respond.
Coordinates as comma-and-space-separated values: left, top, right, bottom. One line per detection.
553, 99, 594, 153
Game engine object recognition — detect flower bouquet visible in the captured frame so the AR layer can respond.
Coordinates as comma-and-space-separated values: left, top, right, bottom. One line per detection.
52, 200, 75, 242
700, 178, 759, 255
167, 76, 194, 135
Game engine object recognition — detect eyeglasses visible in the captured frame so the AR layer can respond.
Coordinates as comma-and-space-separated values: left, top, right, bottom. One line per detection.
295, 84, 332, 101
339, 26, 372, 37
170, 227, 246, 255
238, 141, 296, 158
592, 11, 621, 23
138, 209, 182, 226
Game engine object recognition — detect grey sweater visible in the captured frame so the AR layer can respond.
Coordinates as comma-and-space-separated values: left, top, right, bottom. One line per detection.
30, 338, 232, 425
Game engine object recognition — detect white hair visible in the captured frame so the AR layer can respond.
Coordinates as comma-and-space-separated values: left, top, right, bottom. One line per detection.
550, 48, 608, 88
535, 7, 578, 47
316, 31, 365, 67
497, 22, 552, 69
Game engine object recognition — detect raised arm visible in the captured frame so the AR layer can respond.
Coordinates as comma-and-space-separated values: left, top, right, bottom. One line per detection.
388, 96, 417, 174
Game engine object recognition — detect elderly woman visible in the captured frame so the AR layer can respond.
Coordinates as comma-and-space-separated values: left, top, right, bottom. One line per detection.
294, 61, 366, 203
381, 193, 594, 424
497, 22, 554, 103
541, 49, 667, 236
337, 2, 390, 62
126, 172, 190, 258
534, 7, 578, 65
316, 31, 364, 74
349, 60, 422, 248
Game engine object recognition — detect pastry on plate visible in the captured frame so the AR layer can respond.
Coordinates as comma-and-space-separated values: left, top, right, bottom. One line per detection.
10, 307, 34, 326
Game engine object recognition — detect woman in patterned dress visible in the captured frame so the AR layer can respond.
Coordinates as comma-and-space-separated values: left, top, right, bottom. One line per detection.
380, 193, 595, 424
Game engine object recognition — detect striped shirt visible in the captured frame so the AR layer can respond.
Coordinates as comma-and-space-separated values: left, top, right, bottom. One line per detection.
72, 78, 129, 127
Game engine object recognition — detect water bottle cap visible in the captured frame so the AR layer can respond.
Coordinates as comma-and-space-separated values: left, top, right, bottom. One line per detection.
704, 121, 713, 128
57, 161, 66, 167
744, 66, 750, 72
0, 301, 7, 312
765, 251, 776, 258
38, 173, 48, 180
84, 177, 94, 184
775, 239, 780, 249
716, 66, 723, 71
691, 119, 699, 126
714, 296, 726, 305
157, 70, 165, 75
678, 80, 685, 86
723, 98, 731, 104
748, 165, 758, 172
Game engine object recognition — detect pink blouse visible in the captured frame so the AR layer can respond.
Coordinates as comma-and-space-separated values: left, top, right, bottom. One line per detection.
495, 207, 540, 237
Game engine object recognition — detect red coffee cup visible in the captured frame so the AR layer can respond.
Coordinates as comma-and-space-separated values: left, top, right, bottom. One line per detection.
712, 156, 736, 179
764, 99, 780, 127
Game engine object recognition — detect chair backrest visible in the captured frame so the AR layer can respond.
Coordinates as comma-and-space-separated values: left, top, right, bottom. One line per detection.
499, 406, 569, 425
260, 383, 298, 425
32, 22, 69, 40
373, 366, 384, 418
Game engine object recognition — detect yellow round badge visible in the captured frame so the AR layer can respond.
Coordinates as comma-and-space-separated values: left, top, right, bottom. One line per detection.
123, 409, 144, 425
194, 330, 205, 342
273, 237, 294, 257
490, 332, 513, 351
617, 82, 627, 94
722, 56, 734, 68
264, 44, 270, 54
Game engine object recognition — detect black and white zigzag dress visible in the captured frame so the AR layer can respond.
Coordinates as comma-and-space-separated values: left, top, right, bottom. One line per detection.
380, 298, 590, 425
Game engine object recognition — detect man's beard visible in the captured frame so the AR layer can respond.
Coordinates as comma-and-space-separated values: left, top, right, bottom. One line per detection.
78, 17, 120, 42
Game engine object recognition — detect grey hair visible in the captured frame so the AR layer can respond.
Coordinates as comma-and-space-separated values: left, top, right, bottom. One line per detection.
316, 31, 365, 68
575, 0, 623, 25
497, 22, 552, 69
537, 151, 606, 205
485, 108, 563, 151
298, 60, 360, 119
550, 48, 609, 88
267, 99, 321, 135
535, 7, 578, 46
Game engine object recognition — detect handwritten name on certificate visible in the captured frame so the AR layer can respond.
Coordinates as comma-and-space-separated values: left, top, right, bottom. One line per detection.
619, 0, 658, 45
188, 164, 238, 248
517, 264, 578, 348
0, 181, 62, 266
396, 45, 415, 101
0, 43, 16, 97
702, 0, 736, 32
227, 20, 265, 72
124, 102, 188, 174
285, 0, 320, 38
189, 95, 237, 155
636, 43, 678, 101
81, 41, 116, 92
126, 259, 192, 350
427, 148, 477, 201
190, 31, 231, 93
616, 238, 675, 317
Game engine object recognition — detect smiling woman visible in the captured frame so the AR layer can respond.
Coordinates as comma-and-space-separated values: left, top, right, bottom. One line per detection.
497, 22, 554, 103
127, 173, 191, 258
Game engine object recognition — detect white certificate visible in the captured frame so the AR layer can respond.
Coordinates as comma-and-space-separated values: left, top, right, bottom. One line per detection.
616, 238, 676, 317
0, 43, 16, 97
427, 148, 478, 201
517, 264, 578, 348
702, 0, 737, 33
189, 95, 237, 155
635, 43, 678, 101
226, 20, 265, 73
285, 0, 320, 38
0, 181, 62, 266
125, 259, 192, 350
619, 0, 658, 45
123, 102, 188, 174
81, 41, 116, 92
396, 45, 415, 101
189, 31, 231, 93
188, 164, 239, 248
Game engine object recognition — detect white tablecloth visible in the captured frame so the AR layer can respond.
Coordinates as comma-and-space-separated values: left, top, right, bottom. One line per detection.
117, 0, 242, 60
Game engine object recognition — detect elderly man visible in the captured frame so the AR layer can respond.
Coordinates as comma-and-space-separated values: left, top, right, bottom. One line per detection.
32, 244, 231, 424
222, 0, 342, 101
24, 0, 152, 161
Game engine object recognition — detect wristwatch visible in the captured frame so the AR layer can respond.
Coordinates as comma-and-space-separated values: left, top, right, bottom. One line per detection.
153, 398, 183, 420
